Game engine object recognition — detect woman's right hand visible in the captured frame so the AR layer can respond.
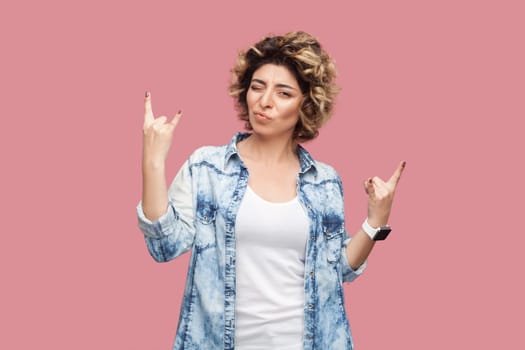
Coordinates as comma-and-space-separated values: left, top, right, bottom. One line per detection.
142, 91, 182, 165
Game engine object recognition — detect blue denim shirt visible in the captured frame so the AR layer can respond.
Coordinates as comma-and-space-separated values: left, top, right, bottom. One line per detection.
137, 132, 366, 350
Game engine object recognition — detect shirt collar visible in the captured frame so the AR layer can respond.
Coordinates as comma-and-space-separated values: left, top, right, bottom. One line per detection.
224, 132, 317, 174
224, 132, 249, 167
297, 143, 317, 174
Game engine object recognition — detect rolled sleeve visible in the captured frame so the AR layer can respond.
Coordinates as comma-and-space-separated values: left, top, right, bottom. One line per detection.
341, 237, 367, 282
136, 201, 179, 239
136, 159, 196, 262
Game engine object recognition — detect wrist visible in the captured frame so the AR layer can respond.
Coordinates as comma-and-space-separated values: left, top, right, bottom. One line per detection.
142, 156, 166, 170
366, 217, 385, 229
362, 218, 378, 240
362, 218, 392, 241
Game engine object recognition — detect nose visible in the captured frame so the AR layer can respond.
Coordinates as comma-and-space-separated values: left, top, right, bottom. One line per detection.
259, 89, 273, 109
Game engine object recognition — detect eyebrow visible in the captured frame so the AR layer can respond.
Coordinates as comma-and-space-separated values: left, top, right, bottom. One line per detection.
251, 79, 298, 91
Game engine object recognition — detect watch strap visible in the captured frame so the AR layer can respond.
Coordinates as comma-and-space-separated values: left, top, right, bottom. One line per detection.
362, 219, 392, 241
362, 219, 380, 240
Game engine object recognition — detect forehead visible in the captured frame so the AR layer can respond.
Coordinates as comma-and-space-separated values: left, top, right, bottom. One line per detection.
251, 64, 299, 87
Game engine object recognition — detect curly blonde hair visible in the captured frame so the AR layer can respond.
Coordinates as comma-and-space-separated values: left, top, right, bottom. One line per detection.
229, 31, 339, 142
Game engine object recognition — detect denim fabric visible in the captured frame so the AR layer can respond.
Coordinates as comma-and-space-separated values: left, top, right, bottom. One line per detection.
137, 132, 366, 350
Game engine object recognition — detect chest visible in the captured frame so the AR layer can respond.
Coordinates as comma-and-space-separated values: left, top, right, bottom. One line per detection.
243, 159, 300, 202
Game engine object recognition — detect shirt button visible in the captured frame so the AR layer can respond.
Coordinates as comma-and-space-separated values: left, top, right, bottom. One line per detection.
308, 303, 314, 309
306, 334, 313, 340
309, 271, 314, 277
311, 236, 316, 241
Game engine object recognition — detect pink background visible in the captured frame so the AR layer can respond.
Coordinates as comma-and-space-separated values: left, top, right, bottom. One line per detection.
1, 0, 523, 349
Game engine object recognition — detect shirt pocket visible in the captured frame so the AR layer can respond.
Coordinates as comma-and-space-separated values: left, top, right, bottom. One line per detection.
323, 220, 344, 264
196, 202, 217, 225
195, 202, 218, 250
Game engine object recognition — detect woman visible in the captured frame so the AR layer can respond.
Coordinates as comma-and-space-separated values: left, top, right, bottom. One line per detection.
137, 31, 405, 350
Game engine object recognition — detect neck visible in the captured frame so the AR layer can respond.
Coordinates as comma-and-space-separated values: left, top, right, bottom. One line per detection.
239, 133, 298, 165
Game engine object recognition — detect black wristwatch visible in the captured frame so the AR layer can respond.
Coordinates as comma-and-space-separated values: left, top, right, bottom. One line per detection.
362, 219, 392, 241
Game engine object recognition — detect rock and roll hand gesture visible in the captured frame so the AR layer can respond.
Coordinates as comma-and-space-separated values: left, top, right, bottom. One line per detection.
141, 92, 183, 221
364, 161, 406, 229
142, 91, 182, 165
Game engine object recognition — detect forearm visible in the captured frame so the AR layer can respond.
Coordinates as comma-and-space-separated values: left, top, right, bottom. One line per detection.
141, 158, 169, 221
345, 229, 375, 270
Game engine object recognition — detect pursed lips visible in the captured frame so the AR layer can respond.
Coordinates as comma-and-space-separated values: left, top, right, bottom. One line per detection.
254, 112, 271, 120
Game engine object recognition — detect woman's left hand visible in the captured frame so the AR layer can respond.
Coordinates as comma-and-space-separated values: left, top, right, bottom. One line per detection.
364, 161, 406, 228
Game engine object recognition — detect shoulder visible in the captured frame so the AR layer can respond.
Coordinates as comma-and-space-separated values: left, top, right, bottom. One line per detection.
299, 159, 345, 201
187, 132, 246, 169
185, 135, 241, 175
297, 144, 342, 184
313, 161, 344, 196
189, 144, 227, 162
185, 144, 228, 174
313, 160, 341, 181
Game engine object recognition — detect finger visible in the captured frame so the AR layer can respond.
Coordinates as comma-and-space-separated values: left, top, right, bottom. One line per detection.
170, 110, 183, 127
144, 91, 154, 124
363, 179, 370, 194
387, 161, 406, 186
154, 116, 167, 125
372, 176, 385, 187
365, 178, 375, 198
371, 176, 390, 198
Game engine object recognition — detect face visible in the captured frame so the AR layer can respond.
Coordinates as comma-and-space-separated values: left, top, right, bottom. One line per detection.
246, 63, 303, 139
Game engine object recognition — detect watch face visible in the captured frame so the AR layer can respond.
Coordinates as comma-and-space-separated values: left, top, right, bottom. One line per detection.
373, 227, 392, 241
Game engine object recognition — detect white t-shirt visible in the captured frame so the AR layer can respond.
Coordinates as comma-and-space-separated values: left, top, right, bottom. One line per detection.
234, 186, 310, 350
